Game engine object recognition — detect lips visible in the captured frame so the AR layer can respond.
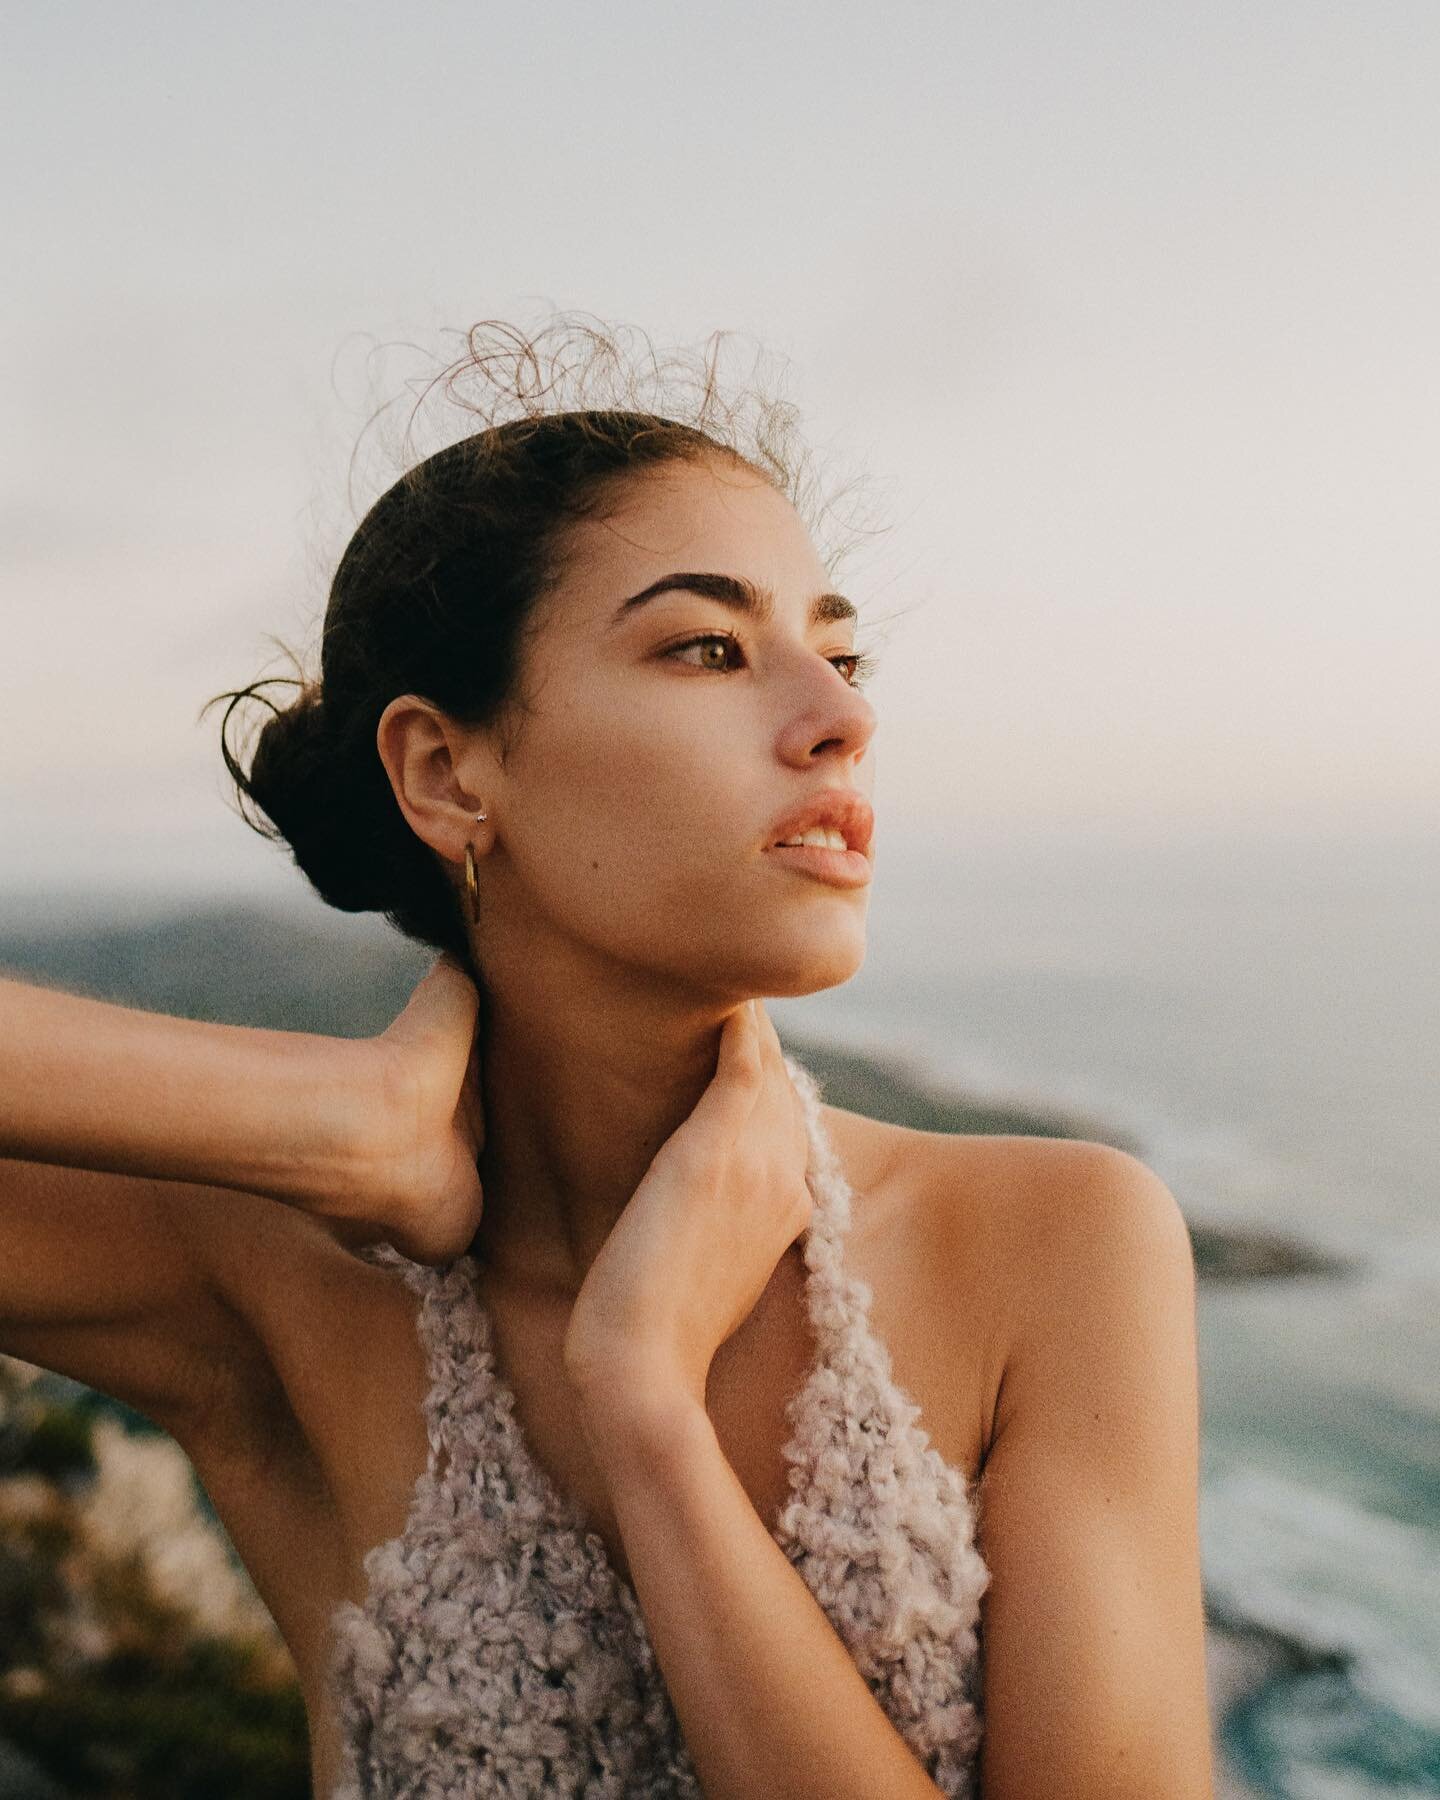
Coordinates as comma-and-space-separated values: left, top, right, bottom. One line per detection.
764, 787, 875, 858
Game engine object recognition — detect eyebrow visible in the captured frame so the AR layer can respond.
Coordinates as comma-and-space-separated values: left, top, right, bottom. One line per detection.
609, 571, 858, 630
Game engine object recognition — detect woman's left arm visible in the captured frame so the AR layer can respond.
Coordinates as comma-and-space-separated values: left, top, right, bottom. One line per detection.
568, 1376, 947, 1799
969, 1142, 1217, 1799
561, 1000, 947, 1797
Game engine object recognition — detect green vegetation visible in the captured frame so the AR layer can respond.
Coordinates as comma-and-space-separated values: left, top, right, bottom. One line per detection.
0, 1358, 311, 1798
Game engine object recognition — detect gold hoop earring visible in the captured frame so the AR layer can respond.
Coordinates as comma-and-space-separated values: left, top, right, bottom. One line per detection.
464, 842, 480, 925
463, 808, 487, 926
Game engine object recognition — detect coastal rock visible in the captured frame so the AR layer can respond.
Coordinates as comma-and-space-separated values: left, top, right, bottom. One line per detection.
1187, 1221, 1356, 1282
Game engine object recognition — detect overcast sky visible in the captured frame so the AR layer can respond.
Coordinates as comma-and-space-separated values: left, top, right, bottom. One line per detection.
2, 0, 1437, 903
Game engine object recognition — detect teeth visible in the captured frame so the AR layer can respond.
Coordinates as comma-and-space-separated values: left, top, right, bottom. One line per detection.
776, 827, 849, 851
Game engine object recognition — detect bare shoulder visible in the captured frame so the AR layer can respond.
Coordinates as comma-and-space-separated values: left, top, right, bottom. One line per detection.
914, 1123, 1200, 1521
816, 1104, 1194, 1470
912, 1123, 1192, 1360
916, 1123, 1187, 1266
820, 1096, 1179, 1273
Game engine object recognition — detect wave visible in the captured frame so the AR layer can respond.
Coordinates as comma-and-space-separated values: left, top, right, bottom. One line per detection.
1203, 1461, 1440, 1728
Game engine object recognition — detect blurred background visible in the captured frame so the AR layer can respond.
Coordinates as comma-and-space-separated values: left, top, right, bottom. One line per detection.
2, 2, 1437, 1795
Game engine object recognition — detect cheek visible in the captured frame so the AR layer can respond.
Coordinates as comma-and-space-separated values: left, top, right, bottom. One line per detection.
532, 698, 745, 850
516, 711, 764, 916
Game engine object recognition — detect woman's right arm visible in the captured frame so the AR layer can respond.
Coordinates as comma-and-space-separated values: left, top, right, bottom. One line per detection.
1, 973, 370, 1432
2, 975, 387, 1208
0, 961, 484, 1430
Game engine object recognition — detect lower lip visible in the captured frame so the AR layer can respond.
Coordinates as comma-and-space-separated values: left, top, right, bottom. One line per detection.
764, 843, 873, 888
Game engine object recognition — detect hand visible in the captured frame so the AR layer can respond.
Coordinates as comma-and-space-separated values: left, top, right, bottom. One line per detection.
561, 1000, 812, 1412
342, 956, 486, 1263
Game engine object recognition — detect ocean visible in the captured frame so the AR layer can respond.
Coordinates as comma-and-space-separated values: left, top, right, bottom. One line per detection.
767, 826, 1440, 1798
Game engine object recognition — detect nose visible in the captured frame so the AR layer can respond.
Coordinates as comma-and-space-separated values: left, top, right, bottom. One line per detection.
777, 654, 878, 769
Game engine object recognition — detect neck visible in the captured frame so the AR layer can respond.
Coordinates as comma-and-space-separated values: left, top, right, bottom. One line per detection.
466, 955, 754, 1301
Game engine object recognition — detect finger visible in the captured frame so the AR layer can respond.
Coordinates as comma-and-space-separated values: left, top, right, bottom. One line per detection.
730, 1000, 763, 1065
757, 1017, 806, 1160
725, 1000, 765, 1088
760, 1014, 793, 1099
754, 999, 792, 1078
748, 1011, 789, 1118
752, 1004, 787, 1086
686, 1002, 764, 1140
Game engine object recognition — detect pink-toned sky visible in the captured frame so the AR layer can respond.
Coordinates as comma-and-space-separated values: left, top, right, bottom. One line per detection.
3, 1, 1437, 899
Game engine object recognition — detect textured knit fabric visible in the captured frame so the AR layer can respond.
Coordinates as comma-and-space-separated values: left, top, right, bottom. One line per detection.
327, 1054, 992, 1798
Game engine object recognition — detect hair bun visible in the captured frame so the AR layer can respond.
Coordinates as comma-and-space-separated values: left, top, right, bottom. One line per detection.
216, 678, 402, 915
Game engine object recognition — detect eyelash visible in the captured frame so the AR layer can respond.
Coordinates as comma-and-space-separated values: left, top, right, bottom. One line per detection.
666, 631, 881, 691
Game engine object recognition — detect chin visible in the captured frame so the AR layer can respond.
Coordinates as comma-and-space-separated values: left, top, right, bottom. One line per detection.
759, 925, 868, 997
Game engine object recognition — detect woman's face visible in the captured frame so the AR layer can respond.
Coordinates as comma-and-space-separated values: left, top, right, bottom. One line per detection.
477, 453, 879, 1001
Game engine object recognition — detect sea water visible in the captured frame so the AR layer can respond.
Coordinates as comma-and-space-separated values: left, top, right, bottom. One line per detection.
768, 827, 1440, 1799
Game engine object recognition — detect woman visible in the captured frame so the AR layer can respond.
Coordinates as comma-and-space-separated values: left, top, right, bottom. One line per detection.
0, 324, 1215, 1797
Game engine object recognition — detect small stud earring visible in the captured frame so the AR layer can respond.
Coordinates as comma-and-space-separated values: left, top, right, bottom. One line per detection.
475, 810, 487, 822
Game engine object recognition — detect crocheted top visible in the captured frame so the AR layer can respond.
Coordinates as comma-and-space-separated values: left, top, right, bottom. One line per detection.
326, 1054, 992, 1798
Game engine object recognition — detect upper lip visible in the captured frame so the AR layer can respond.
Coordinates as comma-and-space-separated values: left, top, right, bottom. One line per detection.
764, 787, 875, 857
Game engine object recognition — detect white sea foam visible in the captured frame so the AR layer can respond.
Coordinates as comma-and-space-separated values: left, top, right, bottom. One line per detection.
1201, 1460, 1440, 1731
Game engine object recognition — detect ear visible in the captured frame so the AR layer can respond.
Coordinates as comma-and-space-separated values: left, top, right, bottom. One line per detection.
375, 695, 495, 863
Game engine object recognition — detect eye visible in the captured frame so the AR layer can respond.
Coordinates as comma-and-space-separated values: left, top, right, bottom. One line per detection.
666, 631, 880, 691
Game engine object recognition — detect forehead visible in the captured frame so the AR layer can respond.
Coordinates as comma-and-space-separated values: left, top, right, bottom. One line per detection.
546, 457, 828, 627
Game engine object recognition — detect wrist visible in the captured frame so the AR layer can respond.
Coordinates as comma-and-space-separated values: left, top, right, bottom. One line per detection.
293, 1034, 409, 1221
134, 1022, 391, 1218
568, 1352, 710, 1471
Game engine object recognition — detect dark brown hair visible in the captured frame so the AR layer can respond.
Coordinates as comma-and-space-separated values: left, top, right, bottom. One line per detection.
210, 317, 853, 957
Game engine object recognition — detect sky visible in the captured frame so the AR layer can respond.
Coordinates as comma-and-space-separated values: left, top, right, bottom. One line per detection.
2, 0, 1437, 904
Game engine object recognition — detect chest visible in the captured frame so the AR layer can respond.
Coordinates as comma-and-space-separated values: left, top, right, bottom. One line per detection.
377, 1155, 988, 1596
477, 1242, 825, 1591
193, 1120, 998, 1787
